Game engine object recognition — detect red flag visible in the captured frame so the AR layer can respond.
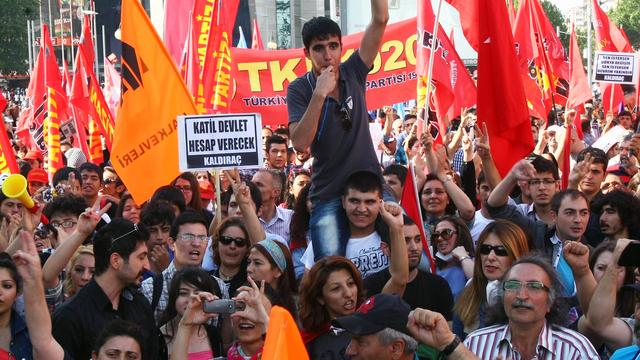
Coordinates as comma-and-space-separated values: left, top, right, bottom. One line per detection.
401, 163, 436, 273
79, 16, 95, 72
591, 0, 632, 52
163, 0, 195, 66
200, 0, 240, 113
103, 57, 121, 119
417, 0, 476, 132
0, 92, 6, 113
251, 18, 264, 50
42, 25, 65, 174
0, 125, 19, 175
513, 0, 549, 120
446, 0, 480, 51
566, 24, 591, 140
478, 0, 534, 176
180, 8, 199, 97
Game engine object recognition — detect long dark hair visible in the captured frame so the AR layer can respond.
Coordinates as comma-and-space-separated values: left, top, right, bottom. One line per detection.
432, 216, 474, 270
159, 268, 220, 327
171, 172, 202, 212
252, 241, 297, 318
589, 240, 636, 317
289, 183, 311, 251
284, 170, 311, 209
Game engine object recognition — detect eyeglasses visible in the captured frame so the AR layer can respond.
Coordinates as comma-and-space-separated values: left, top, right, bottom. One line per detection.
178, 233, 208, 243
218, 235, 248, 247
51, 220, 77, 229
527, 179, 557, 186
103, 178, 117, 185
502, 280, 550, 293
431, 228, 457, 240
175, 185, 192, 193
479, 244, 509, 257
339, 104, 352, 131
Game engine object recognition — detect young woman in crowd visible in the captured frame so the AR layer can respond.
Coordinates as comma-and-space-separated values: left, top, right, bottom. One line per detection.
115, 192, 141, 224
159, 268, 224, 358
172, 172, 214, 225
0, 253, 32, 359
289, 183, 311, 280
589, 241, 637, 318
63, 245, 94, 299
283, 169, 311, 209
431, 216, 475, 299
421, 174, 476, 226
211, 217, 250, 297
454, 220, 530, 335
299, 256, 365, 359
247, 238, 297, 317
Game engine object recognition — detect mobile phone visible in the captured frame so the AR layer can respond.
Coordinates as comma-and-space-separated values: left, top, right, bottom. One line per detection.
618, 242, 640, 267
203, 299, 245, 314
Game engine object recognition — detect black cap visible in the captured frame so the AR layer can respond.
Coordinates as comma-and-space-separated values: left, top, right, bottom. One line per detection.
332, 294, 411, 336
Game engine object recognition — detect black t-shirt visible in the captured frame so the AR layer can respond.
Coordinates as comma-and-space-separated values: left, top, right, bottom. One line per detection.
364, 269, 454, 320
306, 328, 351, 360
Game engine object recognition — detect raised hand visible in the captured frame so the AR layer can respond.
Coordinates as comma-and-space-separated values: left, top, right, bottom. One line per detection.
509, 159, 536, 182
568, 153, 593, 188
314, 66, 337, 98
407, 308, 456, 351
474, 122, 491, 160
12, 230, 42, 284
232, 277, 270, 331
563, 241, 590, 273
379, 201, 403, 230
76, 200, 112, 237
179, 292, 219, 327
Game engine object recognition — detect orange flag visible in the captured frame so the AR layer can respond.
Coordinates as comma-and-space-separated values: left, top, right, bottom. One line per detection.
262, 306, 309, 360
114, 0, 198, 203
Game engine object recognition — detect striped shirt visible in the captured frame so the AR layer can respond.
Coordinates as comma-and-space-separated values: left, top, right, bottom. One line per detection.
464, 322, 599, 360
260, 206, 294, 244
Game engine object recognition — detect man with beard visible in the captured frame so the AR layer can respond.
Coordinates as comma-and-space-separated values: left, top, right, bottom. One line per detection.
141, 211, 227, 323
595, 189, 640, 241
53, 218, 164, 360
365, 215, 453, 317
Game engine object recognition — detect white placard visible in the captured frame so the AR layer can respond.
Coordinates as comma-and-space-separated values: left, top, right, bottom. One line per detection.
177, 113, 263, 171
593, 51, 639, 85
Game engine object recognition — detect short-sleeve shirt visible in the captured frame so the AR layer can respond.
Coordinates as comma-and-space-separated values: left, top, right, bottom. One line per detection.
301, 232, 389, 278
286, 51, 382, 202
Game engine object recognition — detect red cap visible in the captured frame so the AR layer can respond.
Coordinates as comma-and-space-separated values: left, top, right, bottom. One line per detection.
23, 150, 43, 161
199, 181, 214, 200
27, 168, 48, 184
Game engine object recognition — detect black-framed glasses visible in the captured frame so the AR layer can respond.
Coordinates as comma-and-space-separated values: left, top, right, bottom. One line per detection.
51, 220, 78, 229
431, 228, 457, 240
479, 244, 509, 257
218, 235, 248, 247
503, 280, 550, 293
339, 104, 352, 131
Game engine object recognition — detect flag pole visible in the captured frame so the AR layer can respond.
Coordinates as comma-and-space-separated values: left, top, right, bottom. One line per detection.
422, 0, 444, 135
70, 0, 75, 71
27, 20, 33, 73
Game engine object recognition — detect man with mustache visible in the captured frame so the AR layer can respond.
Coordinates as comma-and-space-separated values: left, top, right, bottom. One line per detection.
595, 189, 640, 241
53, 218, 164, 360
464, 255, 598, 359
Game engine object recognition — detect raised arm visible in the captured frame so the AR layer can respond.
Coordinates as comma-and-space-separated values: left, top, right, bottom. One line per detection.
475, 123, 501, 190
487, 159, 536, 208
42, 202, 110, 289
358, 0, 389, 68
379, 202, 408, 295
563, 241, 597, 313
226, 169, 266, 245
580, 239, 635, 350
13, 231, 65, 359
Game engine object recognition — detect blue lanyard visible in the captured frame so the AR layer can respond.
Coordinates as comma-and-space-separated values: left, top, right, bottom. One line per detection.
316, 100, 330, 140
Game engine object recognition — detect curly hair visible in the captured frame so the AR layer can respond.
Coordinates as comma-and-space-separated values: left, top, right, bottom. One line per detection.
298, 256, 364, 332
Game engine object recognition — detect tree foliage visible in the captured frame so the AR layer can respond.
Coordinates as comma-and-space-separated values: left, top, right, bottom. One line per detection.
540, 0, 569, 51
609, 0, 640, 50
0, 0, 39, 74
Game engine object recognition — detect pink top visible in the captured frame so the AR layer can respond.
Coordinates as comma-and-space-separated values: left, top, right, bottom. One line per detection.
188, 350, 214, 360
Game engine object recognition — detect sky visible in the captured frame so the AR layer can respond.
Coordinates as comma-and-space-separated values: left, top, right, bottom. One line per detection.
548, 0, 584, 15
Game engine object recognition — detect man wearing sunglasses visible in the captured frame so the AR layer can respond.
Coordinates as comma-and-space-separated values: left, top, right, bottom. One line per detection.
464, 255, 598, 359
287, 0, 390, 261
141, 211, 227, 323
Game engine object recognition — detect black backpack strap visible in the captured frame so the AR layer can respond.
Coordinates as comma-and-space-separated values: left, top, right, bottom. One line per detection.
205, 324, 224, 356
151, 272, 163, 312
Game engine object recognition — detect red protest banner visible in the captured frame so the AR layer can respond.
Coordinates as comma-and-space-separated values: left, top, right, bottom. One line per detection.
230, 18, 418, 128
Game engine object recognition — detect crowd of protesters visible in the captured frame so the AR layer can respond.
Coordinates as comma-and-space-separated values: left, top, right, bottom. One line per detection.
0, 0, 639, 359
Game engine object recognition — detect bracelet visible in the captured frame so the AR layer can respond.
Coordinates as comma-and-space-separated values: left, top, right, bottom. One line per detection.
441, 335, 461, 357
459, 255, 471, 263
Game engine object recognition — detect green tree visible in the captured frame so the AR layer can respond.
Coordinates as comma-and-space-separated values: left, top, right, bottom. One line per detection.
0, 0, 39, 74
540, 0, 569, 51
609, 0, 640, 50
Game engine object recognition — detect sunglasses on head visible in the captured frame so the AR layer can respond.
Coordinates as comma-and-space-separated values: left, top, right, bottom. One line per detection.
479, 244, 509, 257
219, 235, 248, 247
339, 104, 352, 131
431, 228, 456, 240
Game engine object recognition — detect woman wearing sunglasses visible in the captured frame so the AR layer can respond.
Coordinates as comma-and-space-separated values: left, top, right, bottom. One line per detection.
454, 220, 529, 336
211, 217, 250, 297
431, 216, 475, 300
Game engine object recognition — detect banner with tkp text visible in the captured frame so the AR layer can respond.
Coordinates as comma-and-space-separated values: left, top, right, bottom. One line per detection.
230, 17, 418, 128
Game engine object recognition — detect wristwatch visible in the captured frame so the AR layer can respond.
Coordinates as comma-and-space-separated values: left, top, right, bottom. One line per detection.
441, 335, 461, 357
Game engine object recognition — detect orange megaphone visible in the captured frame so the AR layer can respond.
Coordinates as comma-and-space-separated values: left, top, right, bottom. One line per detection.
2, 174, 49, 225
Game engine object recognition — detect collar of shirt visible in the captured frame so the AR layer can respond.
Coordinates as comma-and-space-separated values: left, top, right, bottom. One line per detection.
260, 206, 288, 227
87, 278, 135, 311
499, 321, 555, 358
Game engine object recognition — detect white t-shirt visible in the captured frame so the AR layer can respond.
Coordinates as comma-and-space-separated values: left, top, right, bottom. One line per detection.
470, 210, 494, 247
301, 232, 389, 278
